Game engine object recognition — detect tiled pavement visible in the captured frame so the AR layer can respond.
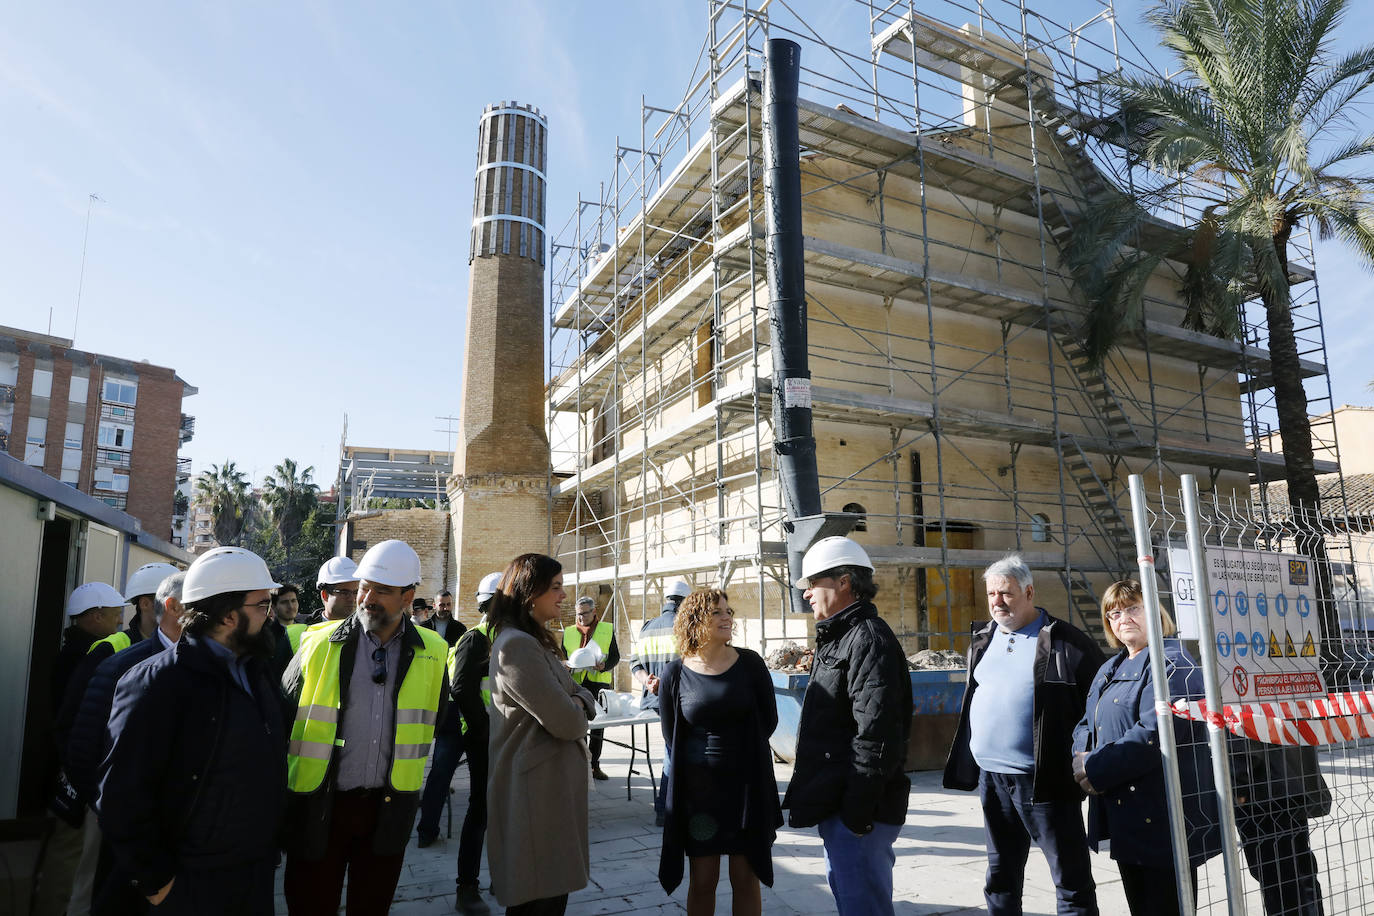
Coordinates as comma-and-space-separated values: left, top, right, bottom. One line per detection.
278, 725, 1139, 914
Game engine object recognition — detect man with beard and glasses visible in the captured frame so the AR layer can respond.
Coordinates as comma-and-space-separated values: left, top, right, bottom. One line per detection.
99, 548, 287, 916
281, 539, 449, 916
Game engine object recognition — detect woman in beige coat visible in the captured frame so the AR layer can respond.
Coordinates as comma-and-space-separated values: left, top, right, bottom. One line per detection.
487, 553, 597, 915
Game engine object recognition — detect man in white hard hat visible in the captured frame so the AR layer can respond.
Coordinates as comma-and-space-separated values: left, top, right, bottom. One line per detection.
100, 547, 286, 915
443, 572, 501, 914
281, 539, 449, 916
33, 581, 128, 916
783, 536, 912, 916
564, 596, 619, 781
629, 578, 690, 825
302, 555, 360, 625
67, 571, 187, 916
123, 562, 180, 643
944, 554, 1103, 916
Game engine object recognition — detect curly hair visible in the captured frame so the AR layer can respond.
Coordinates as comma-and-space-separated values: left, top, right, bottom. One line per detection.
674, 589, 730, 657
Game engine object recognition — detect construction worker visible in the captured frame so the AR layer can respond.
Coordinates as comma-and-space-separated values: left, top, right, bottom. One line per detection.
564, 595, 619, 781
35, 581, 127, 916
267, 583, 307, 680
301, 555, 360, 625
447, 571, 501, 915
68, 571, 186, 916
122, 562, 179, 643
100, 547, 286, 916
630, 577, 689, 826
281, 539, 449, 916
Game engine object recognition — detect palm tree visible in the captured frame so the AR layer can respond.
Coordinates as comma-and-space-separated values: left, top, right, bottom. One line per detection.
1066, 0, 1374, 649
194, 461, 251, 546
262, 458, 319, 548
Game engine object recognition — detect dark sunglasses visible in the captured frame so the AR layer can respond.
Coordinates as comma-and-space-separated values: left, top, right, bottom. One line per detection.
371, 646, 387, 685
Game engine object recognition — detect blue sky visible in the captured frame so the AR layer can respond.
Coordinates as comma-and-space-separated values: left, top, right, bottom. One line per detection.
3, 1, 1371, 490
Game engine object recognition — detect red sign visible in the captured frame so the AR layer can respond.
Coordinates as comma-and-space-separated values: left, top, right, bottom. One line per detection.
1254, 672, 1325, 698
1233, 666, 1250, 697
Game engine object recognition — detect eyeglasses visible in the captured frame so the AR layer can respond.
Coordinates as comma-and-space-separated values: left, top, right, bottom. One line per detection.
1106, 605, 1146, 622
325, 586, 359, 597
239, 600, 272, 614
371, 646, 388, 685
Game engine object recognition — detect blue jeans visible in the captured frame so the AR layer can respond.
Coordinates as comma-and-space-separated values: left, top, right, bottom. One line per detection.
817, 815, 900, 916
979, 770, 1097, 916
416, 730, 464, 841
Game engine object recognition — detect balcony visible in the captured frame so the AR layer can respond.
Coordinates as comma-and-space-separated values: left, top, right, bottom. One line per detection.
177, 455, 192, 481
179, 414, 195, 444
0, 384, 14, 404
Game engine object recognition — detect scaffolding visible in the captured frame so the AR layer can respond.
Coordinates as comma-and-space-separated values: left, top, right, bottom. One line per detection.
544, 0, 1347, 654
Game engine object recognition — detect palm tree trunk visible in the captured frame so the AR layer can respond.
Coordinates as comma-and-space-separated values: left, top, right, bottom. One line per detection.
1260, 227, 1341, 661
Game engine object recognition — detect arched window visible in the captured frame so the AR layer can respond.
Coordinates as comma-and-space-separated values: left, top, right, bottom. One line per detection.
843, 502, 868, 532
1031, 513, 1052, 543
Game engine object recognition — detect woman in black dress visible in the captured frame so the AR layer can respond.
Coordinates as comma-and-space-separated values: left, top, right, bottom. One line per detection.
658, 589, 781, 915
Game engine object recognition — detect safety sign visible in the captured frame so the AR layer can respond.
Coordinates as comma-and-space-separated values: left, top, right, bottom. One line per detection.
1169, 546, 1325, 703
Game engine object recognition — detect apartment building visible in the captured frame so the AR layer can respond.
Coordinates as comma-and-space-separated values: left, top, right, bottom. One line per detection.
0, 325, 196, 540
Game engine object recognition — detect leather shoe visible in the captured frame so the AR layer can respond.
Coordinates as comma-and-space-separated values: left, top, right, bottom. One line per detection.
454, 884, 491, 915
592, 766, 609, 781
417, 835, 437, 849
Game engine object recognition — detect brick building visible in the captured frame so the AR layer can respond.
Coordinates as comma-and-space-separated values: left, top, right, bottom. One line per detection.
0, 325, 196, 540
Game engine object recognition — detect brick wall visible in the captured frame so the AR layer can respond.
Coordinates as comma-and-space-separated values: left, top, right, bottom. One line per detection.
124, 364, 184, 540
41, 358, 72, 479
8, 348, 34, 459
347, 508, 451, 600
448, 473, 550, 625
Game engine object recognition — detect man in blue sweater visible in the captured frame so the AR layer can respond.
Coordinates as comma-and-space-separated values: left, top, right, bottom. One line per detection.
944, 555, 1105, 916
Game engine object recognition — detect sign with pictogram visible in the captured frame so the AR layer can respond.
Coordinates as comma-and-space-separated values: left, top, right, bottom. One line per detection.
1170, 546, 1325, 702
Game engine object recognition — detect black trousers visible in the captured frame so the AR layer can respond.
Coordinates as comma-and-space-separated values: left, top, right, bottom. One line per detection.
152, 857, 275, 916
283, 791, 406, 916
583, 682, 608, 765
1238, 806, 1324, 916
979, 770, 1098, 916
1118, 860, 1197, 916
456, 735, 490, 887
505, 894, 567, 915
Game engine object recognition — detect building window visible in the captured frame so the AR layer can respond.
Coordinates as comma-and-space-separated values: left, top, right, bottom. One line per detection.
24, 417, 47, 467
99, 495, 127, 509
843, 502, 868, 532
1031, 513, 1052, 543
98, 422, 133, 450
110, 470, 130, 492
65, 421, 84, 449
102, 377, 138, 405
32, 369, 53, 399
60, 468, 80, 485
69, 375, 89, 404
62, 446, 82, 471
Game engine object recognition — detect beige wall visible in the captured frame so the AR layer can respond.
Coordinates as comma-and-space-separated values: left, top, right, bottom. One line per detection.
0, 484, 44, 818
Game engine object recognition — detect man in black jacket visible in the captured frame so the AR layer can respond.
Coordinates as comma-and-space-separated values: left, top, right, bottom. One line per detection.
783, 537, 911, 916
100, 547, 286, 916
943, 555, 1105, 916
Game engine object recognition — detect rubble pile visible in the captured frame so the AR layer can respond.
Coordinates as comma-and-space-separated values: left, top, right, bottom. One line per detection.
765, 641, 814, 672
907, 649, 966, 671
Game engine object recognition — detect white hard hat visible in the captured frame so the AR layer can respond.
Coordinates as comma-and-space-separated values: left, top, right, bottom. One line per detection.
476, 571, 503, 602
316, 556, 359, 588
355, 540, 421, 588
567, 645, 603, 669
795, 536, 874, 589
666, 578, 691, 599
66, 582, 127, 617
183, 547, 282, 604
123, 562, 179, 602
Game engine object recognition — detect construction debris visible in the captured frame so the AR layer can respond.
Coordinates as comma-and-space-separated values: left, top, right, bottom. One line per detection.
907, 649, 966, 671
765, 642, 814, 672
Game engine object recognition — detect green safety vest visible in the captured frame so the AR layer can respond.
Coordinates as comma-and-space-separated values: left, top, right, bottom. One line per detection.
88, 632, 132, 655
448, 622, 493, 735
287, 620, 447, 794
285, 623, 307, 653
562, 622, 613, 686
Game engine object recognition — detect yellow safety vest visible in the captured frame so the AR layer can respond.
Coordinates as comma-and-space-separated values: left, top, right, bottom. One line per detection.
448, 622, 493, 735
88, 632, 132, 655
285, 623, 307, 653
287, 620, 447, 794
562, 622, 613, 685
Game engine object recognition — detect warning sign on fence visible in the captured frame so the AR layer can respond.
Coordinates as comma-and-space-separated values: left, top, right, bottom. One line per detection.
1169, 546, 1326, 703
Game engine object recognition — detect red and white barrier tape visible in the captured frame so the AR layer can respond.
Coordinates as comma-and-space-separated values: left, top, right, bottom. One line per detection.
1171, 692, 1374, 747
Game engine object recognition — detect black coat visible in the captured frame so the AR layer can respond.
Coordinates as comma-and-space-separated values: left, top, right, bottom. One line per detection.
52, 625, 99, 711
99, 635, 286, 894
782, 601, 913, 833
66, 634, 168, 807
944, 612, 1105, 803
280, 615, 450, 859
423, 615, 467, 647
450, 626, 491, 740
658, 649, 781, 893
55, 637, 123, 769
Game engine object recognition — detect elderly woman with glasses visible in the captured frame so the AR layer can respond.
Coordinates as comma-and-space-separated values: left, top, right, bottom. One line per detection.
1070, 580, 1220, 916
